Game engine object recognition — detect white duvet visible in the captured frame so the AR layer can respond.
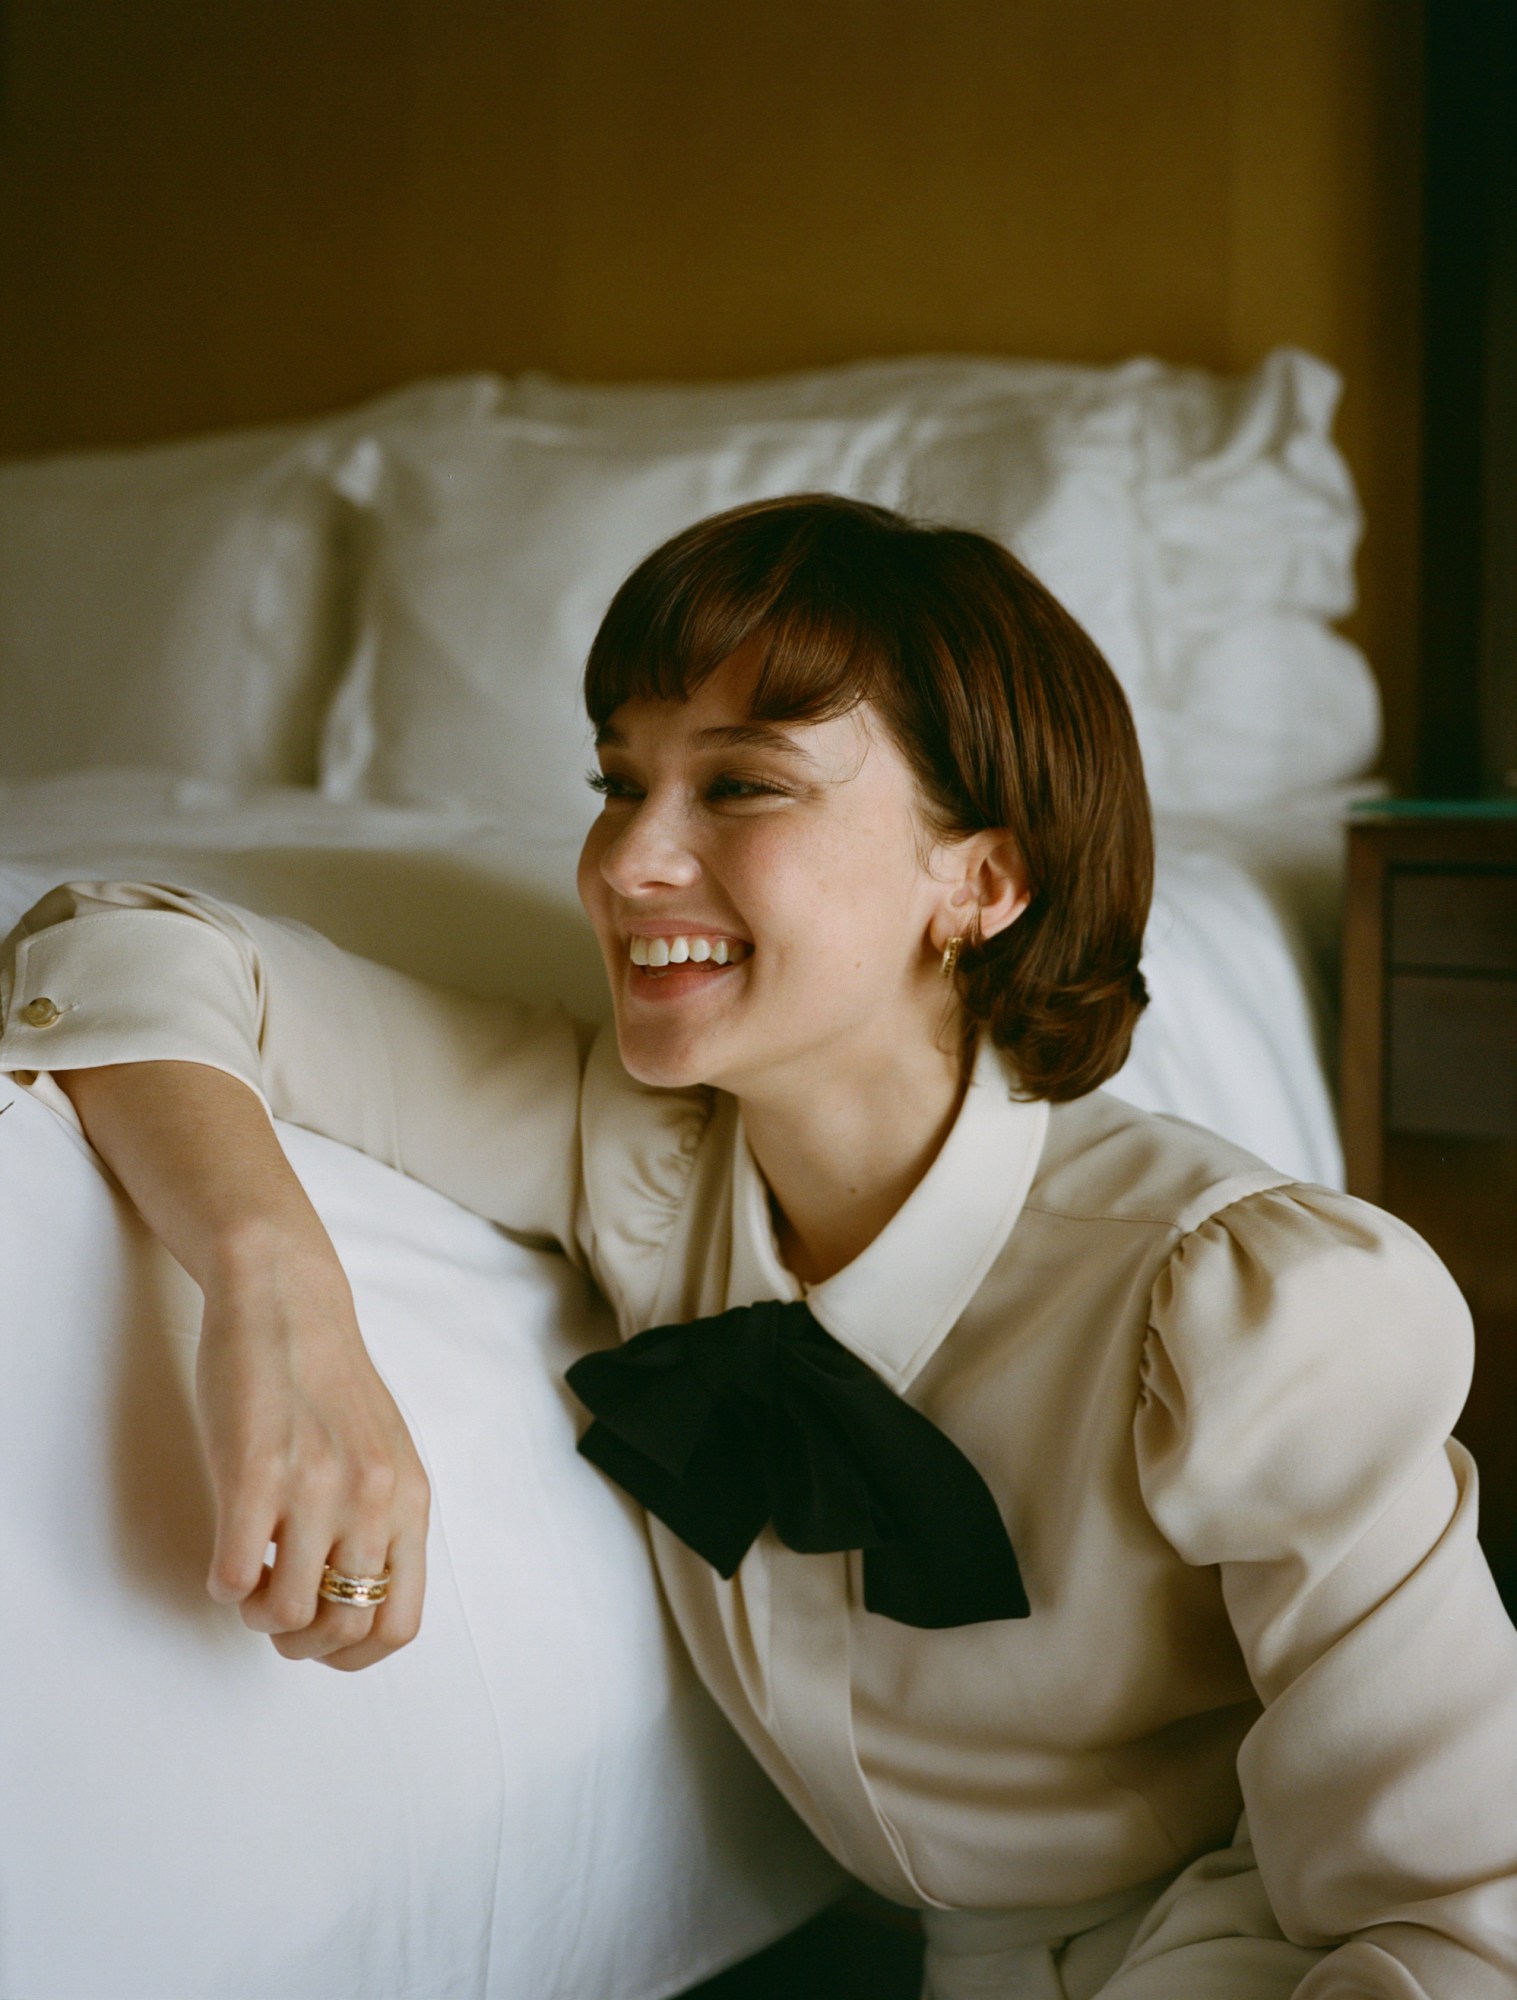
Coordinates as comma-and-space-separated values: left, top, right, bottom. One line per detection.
0, 770, 1353, 1999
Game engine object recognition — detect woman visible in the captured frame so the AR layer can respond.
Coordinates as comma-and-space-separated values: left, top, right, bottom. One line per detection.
2, 497, 1514, 1998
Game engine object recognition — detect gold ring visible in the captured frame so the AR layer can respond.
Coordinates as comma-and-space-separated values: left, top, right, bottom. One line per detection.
318, 1564, 392, 1607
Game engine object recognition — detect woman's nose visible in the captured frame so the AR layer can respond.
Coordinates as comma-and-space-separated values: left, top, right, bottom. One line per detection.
597, 797, 701, 897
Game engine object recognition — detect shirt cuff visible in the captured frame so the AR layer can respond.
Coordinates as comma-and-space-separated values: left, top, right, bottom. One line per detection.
0, 908, 272, 1115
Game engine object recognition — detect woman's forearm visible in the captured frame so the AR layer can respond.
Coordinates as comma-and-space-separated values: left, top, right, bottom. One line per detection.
55, 1060, 333, 1292
53, 1058, 431, 1671
3, 879, 587, 1250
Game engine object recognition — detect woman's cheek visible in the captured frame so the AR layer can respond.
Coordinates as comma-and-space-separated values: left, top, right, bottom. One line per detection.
574, 827, 603, 917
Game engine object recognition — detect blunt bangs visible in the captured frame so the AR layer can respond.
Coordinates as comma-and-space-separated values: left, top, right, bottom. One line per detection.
582, 494, 910, 734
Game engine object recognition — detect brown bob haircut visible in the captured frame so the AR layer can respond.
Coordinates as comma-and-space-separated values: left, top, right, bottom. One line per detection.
583, 494, 1152, 1102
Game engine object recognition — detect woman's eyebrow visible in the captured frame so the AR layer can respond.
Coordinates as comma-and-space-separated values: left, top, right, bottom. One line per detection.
692, 723, 817, 761
593, 720, 820, 763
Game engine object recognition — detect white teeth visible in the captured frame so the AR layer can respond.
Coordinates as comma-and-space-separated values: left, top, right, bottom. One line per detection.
627, 933, 748, 969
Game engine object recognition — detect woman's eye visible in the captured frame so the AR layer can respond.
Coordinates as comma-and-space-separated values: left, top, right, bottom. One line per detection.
586, 769, 640, 801
706, 775, 790, 803
586, 769, 791, 805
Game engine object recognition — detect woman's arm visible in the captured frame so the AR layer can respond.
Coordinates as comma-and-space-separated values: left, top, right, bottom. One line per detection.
1136, 1185, 1517, 1996
1, 879, 593, 1672
57, 1059, 430, 1672
2, 878, 710, 1662
1, 879, 592, 1244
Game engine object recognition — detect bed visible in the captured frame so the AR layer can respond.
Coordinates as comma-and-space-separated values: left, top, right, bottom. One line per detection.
0, 350, 1378, 2000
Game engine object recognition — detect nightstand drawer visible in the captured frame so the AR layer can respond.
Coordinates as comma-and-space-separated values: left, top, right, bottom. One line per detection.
1388, 973, 1517, 1137
1344, 814, 1517, 1614
1391, 869, 1517, 973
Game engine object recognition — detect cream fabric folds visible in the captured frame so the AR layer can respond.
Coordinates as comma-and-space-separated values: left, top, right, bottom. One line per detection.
4, 880, 1516, 1998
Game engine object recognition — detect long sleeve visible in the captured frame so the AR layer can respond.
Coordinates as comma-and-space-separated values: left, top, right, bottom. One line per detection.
0, 878, 594, 1254
1135, 1183, 1517, 1998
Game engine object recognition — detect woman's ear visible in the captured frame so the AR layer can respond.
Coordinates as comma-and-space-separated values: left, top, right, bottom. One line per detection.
937, 831, 1030, 947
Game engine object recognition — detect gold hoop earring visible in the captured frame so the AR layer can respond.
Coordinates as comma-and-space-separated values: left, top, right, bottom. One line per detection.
940, 935, 964, 979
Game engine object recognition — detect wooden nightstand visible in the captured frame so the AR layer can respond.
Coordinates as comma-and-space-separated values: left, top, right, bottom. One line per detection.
1341, 804, 1517, 1612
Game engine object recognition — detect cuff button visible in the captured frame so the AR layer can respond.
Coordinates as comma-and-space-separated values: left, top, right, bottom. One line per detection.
20, 997, 62, 1028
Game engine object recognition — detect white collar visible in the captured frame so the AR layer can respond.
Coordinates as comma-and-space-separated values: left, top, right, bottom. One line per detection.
727, 1037, 1049, 1394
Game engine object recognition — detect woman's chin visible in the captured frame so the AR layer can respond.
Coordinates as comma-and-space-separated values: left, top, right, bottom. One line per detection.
613, 1028, 716, 1090
607, 957, 754, 1089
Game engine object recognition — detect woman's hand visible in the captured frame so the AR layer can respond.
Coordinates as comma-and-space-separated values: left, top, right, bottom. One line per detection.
196, 1235, 431, 1671
52, 1060, 431, 1674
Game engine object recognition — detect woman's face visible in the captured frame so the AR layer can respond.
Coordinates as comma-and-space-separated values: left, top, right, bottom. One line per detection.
577, 644, 980, 1102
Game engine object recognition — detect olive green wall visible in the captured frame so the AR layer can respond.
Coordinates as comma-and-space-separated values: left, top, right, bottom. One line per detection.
0, 0, 1426, 780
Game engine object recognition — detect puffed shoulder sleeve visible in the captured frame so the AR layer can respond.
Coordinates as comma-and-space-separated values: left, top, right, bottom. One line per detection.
0, 879, 593, 1254
1135, 1184, 1517, 1998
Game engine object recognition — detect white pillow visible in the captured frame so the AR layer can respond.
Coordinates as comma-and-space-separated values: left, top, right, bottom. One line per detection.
0, 376, 506, 790
318, 349, 1379, 839
896, 385, 1152, 699
504, 349, 1381, 801
319, 413, 920, 851
1125, 349, 1380, 803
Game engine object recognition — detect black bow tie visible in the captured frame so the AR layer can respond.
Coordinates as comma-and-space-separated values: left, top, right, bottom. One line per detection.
565, 1299, 1028, 1628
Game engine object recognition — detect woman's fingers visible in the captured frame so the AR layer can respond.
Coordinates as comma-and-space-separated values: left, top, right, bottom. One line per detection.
238, 1454, 428, 1664
239, 1507, 347, 1639
206, 1487, 280, 1607
266, 1528, 390, 1661
195, 1254, 430, 1670
225, 1451, 428, 1664
321, 1521, 428, 1673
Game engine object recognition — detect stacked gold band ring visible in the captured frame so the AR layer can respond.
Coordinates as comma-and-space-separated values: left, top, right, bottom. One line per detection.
318, 1564, 392, 1607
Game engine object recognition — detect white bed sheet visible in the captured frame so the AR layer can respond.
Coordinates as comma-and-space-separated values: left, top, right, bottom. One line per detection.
1120, 798, 1349, 1187
0, 769, 1353, 1998
0, 1081, 840, 2000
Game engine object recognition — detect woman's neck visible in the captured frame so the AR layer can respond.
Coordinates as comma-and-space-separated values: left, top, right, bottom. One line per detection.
738, 1037, 971, 1286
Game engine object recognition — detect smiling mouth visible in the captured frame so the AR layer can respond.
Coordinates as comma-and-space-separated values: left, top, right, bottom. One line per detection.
628, 933, 752, 972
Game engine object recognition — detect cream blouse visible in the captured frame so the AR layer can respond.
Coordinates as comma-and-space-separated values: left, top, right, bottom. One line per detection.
3, 880, 1516, 1999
